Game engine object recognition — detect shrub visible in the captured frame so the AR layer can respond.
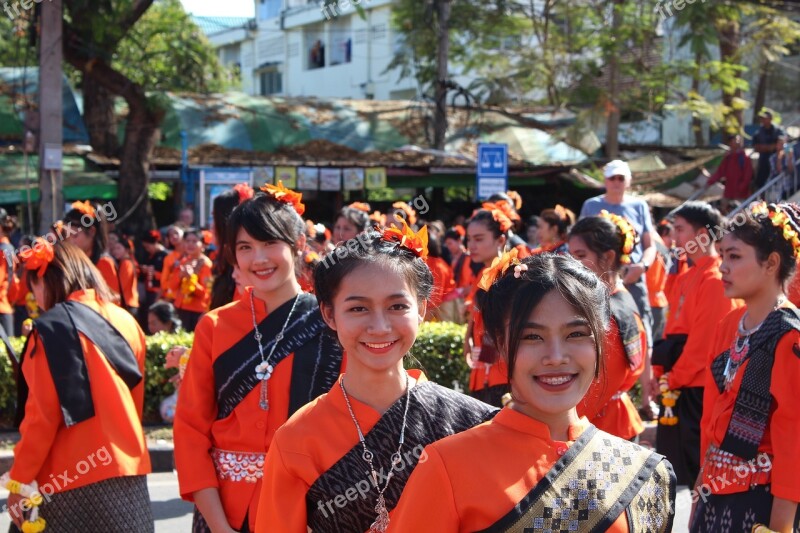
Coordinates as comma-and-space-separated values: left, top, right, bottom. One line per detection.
408, 321, 471, 391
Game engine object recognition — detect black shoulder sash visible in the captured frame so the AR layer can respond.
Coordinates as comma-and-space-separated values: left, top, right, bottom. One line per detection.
710, 307, 800, 460
213, 293, 343, 420
476, 426, 676, 533
306, 382, 497, 531
610, 289, 644, 370
33, 301, 142, 427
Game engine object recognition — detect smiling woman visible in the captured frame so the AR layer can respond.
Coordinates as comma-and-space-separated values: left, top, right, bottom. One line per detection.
389, 253, 676, 533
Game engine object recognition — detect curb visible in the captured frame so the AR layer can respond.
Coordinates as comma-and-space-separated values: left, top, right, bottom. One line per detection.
0, 443, 176, 475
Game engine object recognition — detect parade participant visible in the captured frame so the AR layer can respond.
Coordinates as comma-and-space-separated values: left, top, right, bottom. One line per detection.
3, 239, 152, 531
110, 233, 140, 316
464, 206, 513, 406
425, 235, 456, 319
138, 230, 168, 328
210, 183, 254, 310
255, 223, 496, 532
160, 225, 185, 302
569, 213, 647, 440
333, 202, 371, 243
532, 205, 573, 255
654, 201, 740, 485
63, 200, 121, 305
148, 300, 183, 335
389, 253, 675, 532
9, 235, 39, 336
167, 229, 213, 332
174, 182, 344, 533
692, 202, 800, 533
0, 208, 17, 337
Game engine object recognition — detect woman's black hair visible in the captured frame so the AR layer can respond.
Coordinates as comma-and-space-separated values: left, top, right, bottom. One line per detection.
466, 209, 507, 240
656, 219, 673, 238
443, 229, 464, 244
148, 300, 182, 333
210, 189, 242, 309
539, 206, 575, 240
427, 235, 443, 259
226, 193, 305, 266
726, 202, 800, 284
314, 230, 433, 309
479, 253, 610, 381
673, 201, 724, 239
63, 203, 109, 264
0, 208, 17, 236
568, 216, 628, 271
336, 206, 370, 234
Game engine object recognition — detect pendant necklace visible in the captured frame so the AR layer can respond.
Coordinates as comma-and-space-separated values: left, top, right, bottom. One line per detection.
250, 291, 299, 410
340, 372, 411, 533
724, 297, 785, 390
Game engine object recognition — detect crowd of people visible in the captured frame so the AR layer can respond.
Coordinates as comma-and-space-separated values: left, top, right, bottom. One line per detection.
0, 157, 798, 532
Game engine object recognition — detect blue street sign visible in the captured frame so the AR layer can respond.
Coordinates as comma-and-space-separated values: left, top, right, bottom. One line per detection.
477, 143, 508, 178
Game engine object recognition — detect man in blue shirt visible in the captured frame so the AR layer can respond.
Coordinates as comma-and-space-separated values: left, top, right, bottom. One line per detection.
752, 110, 785, 191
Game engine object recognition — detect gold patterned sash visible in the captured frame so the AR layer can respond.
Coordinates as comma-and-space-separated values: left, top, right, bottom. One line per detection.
476, 425, 676, 533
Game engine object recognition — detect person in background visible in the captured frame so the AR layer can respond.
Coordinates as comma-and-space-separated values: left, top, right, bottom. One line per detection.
442, 227, 471, 324
138, 230, 168, 330
526, 215, 540, 249
167, 229, 213, 332
161, 225, 185, 302
210, 183, 254, 311
425, 234, 456, 321
110, 233, 139, 316
753, 110, 785, 191
333, 202, 370, 243
702, 133, 753, 214
0, 209, 17, 338
148, 300, 182, 335
177, 207, 195, 231
648, 225, 673, 343
9, 235, 38, 336
533, 205, 574, 255
3, 239, 152, 531
771, 135, 798, 198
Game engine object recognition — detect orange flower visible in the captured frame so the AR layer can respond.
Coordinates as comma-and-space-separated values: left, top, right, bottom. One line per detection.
507, 190, 523, 211
19, 237, 55, 278
478, 203, 513, 233
483, 201, 519, 223
71, 200, 96, 218
348, 202, 371, 213
260, 181, 305, 216
233, 183, 254, 203
370, 211, 387, 227
382, 216, 429, 259
478, 248, 520, 292
453, 224, 466, 237
392, 202, 417, 226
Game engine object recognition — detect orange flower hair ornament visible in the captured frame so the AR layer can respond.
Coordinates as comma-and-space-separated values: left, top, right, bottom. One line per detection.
475, 203, 513, 233
453, 225, 466, 238
19, 237, 55, 278
370, 211, 387, 227
382, 216, 429, 259
71, 200, 96, 218
392, 202, 417, 226
349, 202, 371, 213
599, 210, 639, 264
260, 181, 306, 216
507, 190, 523, 211
233, 183, 254, 204
751, 202, 800, 258
478, 248, 520, 292
483, 201, 520, 224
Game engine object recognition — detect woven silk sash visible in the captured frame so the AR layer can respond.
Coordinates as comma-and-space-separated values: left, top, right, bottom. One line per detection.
476, 426, 676, 533
610, 289, 644, 371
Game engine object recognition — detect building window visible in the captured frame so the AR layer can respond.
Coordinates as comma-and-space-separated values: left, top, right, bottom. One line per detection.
305, 26, 326, 69
260, 69, 282, 95
258, 0, 281, 20
329, 18, 351, 66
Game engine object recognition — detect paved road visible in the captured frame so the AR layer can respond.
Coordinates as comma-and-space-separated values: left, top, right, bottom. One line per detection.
1, 473, 692, 532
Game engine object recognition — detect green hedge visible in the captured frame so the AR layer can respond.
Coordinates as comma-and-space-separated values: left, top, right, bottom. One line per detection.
0, 322, 470, 428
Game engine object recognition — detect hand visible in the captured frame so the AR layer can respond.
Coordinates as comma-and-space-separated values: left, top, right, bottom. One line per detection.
622, 263, 645, 284
21, 319, 33, 337
165, 346, 188, 369
7, 493, 26, 529
470, 347, 481, 365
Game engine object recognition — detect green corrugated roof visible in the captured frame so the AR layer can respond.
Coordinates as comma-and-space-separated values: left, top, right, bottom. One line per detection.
0, 154, 117, 204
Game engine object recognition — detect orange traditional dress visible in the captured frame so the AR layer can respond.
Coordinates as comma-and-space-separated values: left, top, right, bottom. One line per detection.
95, 254, 121, 300
174, 289, 344, 532
167, 254, 213, 331
0, 235, 14, 335
530, 240, 568, 255
578, 286, 646, 440
425, 256, 456, 309
116, 257, 140, 313
388, 408, 675, 532
160, 249, 184, 302
692, 305, 800, 532
7, 289, 152, 529
255, 371, 496, 532
466, 268, 509, 407
646, 241, 671, 341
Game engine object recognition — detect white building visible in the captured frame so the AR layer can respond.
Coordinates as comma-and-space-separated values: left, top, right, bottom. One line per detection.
244, 0, 417, 99
192, 16, 258, 94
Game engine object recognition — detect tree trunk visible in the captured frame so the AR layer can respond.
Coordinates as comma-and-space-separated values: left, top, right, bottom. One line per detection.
433, 0, 450, 151
117, 102, 160, 237
717, 19, 743, 131
605, 0, 623, 159
83, 73, 119, 156
752, 61, 770, 126
692, 54, 704, 146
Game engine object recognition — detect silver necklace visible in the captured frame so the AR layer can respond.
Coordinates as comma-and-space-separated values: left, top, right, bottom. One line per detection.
340, 372, 411, 533
250, 291, 299, 410
737, 296, 786, 336
725, 296, 786, 389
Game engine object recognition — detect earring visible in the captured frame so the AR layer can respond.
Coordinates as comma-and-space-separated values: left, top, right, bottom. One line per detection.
418, 315, 424, 323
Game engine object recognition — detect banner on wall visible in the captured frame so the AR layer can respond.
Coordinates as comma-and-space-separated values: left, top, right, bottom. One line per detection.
253, 166, 274, 186
298, 167, 320, 190
365, 167, 387, 189
343, 168, 365, 191
275, 167, 298, 189
320, 168, 342, 191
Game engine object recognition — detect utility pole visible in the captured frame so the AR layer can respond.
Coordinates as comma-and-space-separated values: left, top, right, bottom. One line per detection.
605, 0, 623, 160
39, 0, 63, 234
433, 0, 450, 151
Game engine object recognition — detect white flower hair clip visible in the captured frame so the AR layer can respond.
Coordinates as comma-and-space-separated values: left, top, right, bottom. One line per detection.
513, 263, 528, 278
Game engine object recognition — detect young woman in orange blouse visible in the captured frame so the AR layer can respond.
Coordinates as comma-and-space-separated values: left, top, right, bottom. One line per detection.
2, 240, 152, 531
692, 202, 800, 533
569, 213, 647, 441
0, 209, 17, 337
256, 223, 495, 532
110, 233, 140, 316
167, 229, 213, 332
174, 183, 344, 533
532, 205, 574, 255
389, 253, 675, 532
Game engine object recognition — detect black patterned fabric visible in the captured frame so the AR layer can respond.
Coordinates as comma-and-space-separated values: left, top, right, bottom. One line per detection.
470, 383, 510, 408
609, 289, 644, 370
192, 508, 250, 533
306, 382, 497, 532
709, 307, 800, 460
213, 293, 343, 420
691, 484, 800, 533
26, 475, 154, 532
